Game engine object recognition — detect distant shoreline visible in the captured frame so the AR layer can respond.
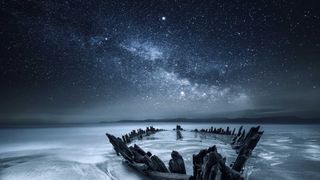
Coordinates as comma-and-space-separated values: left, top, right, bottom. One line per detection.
0, 116, 319, 128
112, 116, 320, 124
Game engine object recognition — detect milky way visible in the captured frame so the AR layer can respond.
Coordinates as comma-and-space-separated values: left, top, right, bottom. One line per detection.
119, 39, 249, 109
1, 0, 320, 122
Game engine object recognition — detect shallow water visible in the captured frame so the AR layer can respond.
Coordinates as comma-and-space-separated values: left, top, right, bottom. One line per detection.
0, 123, 319, 179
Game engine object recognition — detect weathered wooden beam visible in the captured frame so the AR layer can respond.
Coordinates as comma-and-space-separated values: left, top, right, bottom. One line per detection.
106, 133, 133, 162
193, 145, 217, 179
142, 155, 157, 171
192, 145, 244, 180
169, 150, 186, 174
237, 126, 243, 136
133, 144, 146, 156
177, 129, 183, 140
220, 163, 243, 180
232, 126, 263, 172
151, 155, 169, 173
147, 171, 191, 179
202, 151, 221, 179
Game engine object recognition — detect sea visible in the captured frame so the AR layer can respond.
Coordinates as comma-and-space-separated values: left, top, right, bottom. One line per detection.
0, 123, 319, 180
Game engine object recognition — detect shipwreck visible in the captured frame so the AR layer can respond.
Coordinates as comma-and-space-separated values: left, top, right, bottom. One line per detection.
106, 125, 263, 180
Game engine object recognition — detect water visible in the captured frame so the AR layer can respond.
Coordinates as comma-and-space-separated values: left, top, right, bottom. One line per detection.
0, 123, 319, 180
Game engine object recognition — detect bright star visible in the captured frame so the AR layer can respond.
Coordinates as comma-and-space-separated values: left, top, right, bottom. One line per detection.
161, 16, 166, 21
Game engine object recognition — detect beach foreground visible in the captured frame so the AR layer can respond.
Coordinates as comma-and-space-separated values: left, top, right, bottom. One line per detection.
0, 123, 319, 180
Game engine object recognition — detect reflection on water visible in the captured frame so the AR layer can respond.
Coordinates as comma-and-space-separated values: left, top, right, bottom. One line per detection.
0, 123, 319, 180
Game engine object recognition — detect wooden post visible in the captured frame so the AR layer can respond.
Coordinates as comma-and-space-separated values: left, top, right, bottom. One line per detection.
232, 127, 264, 172
169, 151, 186, 174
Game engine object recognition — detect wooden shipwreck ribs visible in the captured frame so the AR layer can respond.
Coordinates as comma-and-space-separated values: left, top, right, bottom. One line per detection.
106, 125, 263, 180
120, 126, 163, 144
194, 126, 236, 136
175, 125, 183, 140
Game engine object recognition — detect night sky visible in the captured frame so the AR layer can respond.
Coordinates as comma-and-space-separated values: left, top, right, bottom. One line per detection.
1, 0, 320, 123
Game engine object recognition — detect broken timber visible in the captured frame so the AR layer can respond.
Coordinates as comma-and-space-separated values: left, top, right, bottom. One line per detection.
176, 125, 183, 140
193, 126, 235, 136
120, 126, 164, 144
106, 125, 263, 180
192, 145, 243, 180
231, 126, 264, 172
106, 131, 190, 179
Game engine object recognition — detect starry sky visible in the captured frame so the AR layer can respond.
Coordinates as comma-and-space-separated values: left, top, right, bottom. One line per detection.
1, 0, 320, 123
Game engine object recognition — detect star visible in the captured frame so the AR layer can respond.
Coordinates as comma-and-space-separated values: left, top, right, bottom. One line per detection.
180, 91, 185, 96
161, 16, 166, 21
